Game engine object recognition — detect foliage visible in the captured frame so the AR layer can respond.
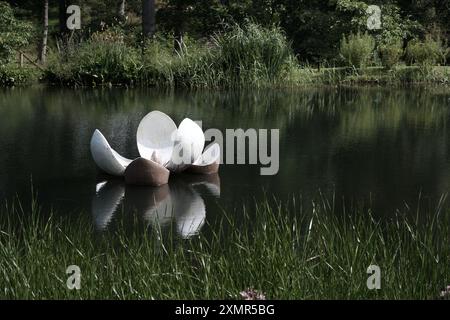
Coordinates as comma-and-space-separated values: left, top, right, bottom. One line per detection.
47, 28, 140, 86
378, 39, 403, 69
0, 1, 33, 64
370, 4, 421, 47
45, 23, 450, 88
3, 0, 450, 65
47, 23, 297, 88
340, 32, 375, 68
0, 64, 38, 86
406, 35, 448, 66
213, 23, 293, 83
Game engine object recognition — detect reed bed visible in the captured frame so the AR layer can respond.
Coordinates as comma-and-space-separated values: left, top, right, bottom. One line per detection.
1, 195, 448, 299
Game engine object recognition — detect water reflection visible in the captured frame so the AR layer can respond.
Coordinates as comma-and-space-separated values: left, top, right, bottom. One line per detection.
92, 174, 220, 238
2, 87, 450, 220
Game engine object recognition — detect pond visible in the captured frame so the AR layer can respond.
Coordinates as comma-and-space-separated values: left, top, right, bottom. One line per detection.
1, 86, 450, 238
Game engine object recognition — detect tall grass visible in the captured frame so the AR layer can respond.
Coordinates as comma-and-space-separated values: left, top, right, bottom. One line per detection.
1, 196, 448, 299
406, 35, 448, 66
43, 23, 450, 88
45, 23, 298, 88
212, 23, 293, 85
340, 32, 376, 68
46, 31, 140, 86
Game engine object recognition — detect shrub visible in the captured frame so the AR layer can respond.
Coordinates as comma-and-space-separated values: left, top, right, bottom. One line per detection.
170, 42, 220, 87
378, 40, 403, 69
139, 36, 175, 86
0, 64, 39, 86
0, 2, 33, 64
138, 35, 220, 87
140, 24, 297, 88
75, 40, 140, 85
339, 32, 375, 68
46, 29, 141, 86
406, 35, 448, 66
46, 23, 298, 87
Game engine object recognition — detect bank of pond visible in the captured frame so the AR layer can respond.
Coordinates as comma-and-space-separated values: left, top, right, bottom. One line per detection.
2, 24, 449, 88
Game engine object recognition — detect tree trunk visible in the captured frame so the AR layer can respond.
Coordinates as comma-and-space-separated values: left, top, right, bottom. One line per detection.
118, 0, 126, 21
142, 0, 156, 39
59, 0, 68, 35
173, 2, 184, 52
39, 0, 49, 64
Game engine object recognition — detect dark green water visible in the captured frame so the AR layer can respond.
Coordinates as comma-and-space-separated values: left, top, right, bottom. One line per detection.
1, 86, 450, 237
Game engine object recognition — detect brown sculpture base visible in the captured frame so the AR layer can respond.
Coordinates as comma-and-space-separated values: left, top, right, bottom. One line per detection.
124, 157, 170, 187
186, 162, 219, 175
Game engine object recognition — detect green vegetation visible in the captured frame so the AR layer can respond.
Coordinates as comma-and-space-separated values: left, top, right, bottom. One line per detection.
46, 29, 141, 86
0, 2, 32, 64
45, 24, 450, 88
214, 23, 292, 84
46, 23, 296, 87
406, 35, 449, 66
378, 40, 403, 70
0, 64, 38, 86
1, 197, 449, 299
340, 32, 375, 68
1, 1, 450, 87
0, 2, 36, 86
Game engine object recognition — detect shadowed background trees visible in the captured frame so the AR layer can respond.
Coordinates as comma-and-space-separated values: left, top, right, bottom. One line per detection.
2, 0, 449, 63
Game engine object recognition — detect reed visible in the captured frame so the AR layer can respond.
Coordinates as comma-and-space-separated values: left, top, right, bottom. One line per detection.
1, 195, 448, 299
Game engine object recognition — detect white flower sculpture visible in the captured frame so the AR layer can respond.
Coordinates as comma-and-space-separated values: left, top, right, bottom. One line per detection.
90, 111, 220, 186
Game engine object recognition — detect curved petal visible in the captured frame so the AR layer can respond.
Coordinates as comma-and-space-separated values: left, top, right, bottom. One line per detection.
167, 118, 205, 172
187, 143, 220, 174
194, 143, 220, 165
136, 111, 177, 166
90, 129, 132, 176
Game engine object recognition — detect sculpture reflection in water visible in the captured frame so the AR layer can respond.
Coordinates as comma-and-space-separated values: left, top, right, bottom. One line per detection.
92, 174, 220, 238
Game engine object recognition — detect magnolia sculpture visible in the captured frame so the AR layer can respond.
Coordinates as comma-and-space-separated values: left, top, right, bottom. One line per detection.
90, 111, 220, 186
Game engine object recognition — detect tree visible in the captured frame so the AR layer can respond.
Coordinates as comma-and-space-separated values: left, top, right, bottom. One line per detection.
173, 1, 184, 52
142, 0, 156, 40
38, 0, 48, 63
118, 0, 126, 22
0, 1, 32, 64
59, 0, 68, 35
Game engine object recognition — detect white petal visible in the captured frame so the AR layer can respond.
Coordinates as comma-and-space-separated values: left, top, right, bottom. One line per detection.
167, 118, 205, 172
90, 129, 132, 176
137, 111, 177, 166
194, 143, 220, 166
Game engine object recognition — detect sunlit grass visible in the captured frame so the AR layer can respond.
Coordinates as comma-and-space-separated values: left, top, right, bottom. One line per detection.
1, 195, 448, 300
